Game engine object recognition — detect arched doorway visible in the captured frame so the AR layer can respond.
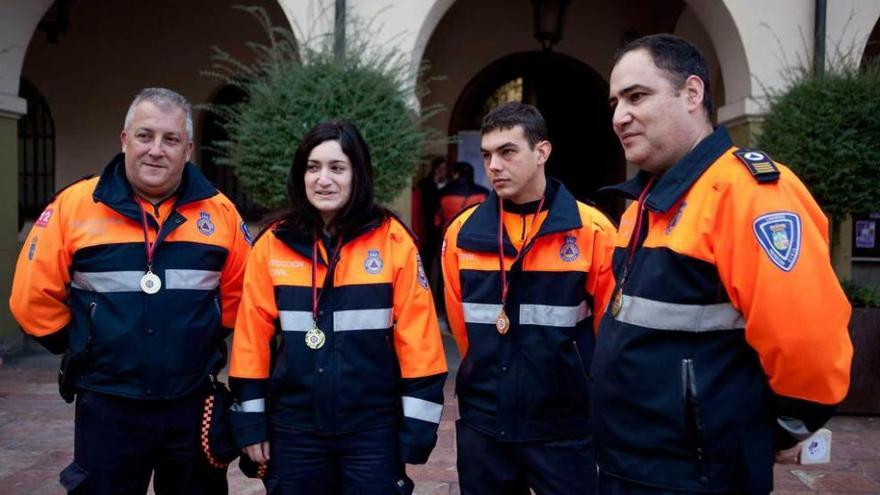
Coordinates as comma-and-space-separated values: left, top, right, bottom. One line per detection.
450, 51, 625, 217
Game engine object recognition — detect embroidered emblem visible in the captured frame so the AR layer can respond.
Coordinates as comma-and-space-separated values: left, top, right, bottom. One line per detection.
27, 236, 38, 261
241, 221, 253, 245
197, 211, 215, 236
753, 212, 801, 272
35, 208, 53, 228
666, 201, 687, 235
364, 249, 384, 274
416, 255, 429, 289
559, 235, 579, 262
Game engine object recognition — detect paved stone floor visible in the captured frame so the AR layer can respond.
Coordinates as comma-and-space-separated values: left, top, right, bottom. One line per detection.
1, 339, 878, 494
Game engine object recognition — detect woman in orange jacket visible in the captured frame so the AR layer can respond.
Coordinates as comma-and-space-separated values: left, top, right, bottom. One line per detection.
228, 120, 448, 494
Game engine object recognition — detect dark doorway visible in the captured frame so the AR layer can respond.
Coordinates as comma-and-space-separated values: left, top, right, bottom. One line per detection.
450, 51, 625, 219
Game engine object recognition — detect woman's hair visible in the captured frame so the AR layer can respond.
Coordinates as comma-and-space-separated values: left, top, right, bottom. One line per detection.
274, 120, 385, 239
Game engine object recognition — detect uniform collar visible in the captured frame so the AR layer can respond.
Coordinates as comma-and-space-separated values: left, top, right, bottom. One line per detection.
273, 212, 387, 266
601, 126, 733, 213
457, 177, 582, 254
93, 153, 218, 222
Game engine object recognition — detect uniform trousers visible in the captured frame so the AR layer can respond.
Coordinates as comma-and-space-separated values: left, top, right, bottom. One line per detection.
61, 389, 228, 495
456, 419, 596, 495
264, 423, 413, 495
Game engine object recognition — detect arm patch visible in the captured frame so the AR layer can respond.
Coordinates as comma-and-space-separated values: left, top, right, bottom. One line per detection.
734, 149, 780, 183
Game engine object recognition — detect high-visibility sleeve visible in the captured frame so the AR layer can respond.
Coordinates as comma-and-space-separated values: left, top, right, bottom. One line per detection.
228, 233, 276, 448
584, 209, 617, 333
441, 215, 469, 359
715, 166, 852, 447
388, 220, 447, 464
9, 196, 74, 354
219, 205, 250, 330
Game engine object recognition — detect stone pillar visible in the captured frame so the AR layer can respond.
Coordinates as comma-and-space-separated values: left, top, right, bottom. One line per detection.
0, 102, 24, 356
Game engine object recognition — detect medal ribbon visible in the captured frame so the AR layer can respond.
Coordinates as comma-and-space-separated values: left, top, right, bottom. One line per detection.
618, 175, 657, 287
311, 232, 344, 324
497, 195, 546, 306
136, 197, 175, 271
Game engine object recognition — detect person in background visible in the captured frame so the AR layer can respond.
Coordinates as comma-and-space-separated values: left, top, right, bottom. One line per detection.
229, 120, 448, 494
435, 161, 489, 231
592, 33, 853, 494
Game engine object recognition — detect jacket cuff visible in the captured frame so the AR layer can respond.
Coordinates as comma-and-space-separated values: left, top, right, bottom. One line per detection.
399, 440, 433, 465
33, 323, 71, 354
229, 410, 267, 449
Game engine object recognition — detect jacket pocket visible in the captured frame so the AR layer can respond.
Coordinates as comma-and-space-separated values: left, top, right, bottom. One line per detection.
681, 358, 705, 464
571, 340, 591, 383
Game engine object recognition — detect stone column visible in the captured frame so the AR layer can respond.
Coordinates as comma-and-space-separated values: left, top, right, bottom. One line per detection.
0, 97, 25, 356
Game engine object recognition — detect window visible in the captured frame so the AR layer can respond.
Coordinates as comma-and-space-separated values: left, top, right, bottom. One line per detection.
18, 79, 55, 231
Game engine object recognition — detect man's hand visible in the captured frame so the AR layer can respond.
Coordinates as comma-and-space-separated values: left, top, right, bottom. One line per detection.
243, 441, 270, 463
775, 443, 801, 464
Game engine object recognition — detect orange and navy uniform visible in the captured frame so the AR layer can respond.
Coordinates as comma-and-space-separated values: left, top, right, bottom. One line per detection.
228, 214, 447, 464
9, 153, 251, 400
591, 127, 853, 493
442, 179, 615, 442
435, 180, 489, 230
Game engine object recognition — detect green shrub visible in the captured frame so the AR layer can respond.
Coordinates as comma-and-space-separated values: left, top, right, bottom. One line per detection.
203, 6, 440, 209
756, 61, 880, 222
840, 279, 880, 308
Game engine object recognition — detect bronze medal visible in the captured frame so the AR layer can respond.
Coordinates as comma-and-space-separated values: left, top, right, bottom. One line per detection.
496, 309, 510, 335
611, 288, 623, 317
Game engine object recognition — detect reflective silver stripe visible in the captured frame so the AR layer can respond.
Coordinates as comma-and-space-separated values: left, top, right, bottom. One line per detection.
519, 301, 590, 327
240, 398, 265, 413
402, 396, 443, 424
280, 311, 314, 332
333, 308, 393, 332
616, 295, 744, 332
71, 271, 143, 292
165, 269, 221, 290
462, 302, 503, 325
777, 417, 812, 441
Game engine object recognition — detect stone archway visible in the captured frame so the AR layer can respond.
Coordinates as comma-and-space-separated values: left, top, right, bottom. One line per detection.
449, 51, 625, 217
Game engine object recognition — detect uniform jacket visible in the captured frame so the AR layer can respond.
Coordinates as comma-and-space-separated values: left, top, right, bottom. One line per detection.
228, 214, 447, 464
591, 127, 853, 493
435, 179, 489, 230
10, 154, 250, 400
442, 179, 615, 442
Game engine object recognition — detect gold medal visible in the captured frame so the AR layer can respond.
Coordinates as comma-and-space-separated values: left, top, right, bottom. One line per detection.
140, 271, 161, 294
495, 309, 510, 335
611, 288, 623, 317
305, 325, 326, 350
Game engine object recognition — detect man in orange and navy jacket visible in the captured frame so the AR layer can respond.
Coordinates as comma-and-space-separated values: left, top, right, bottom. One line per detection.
9, 88, 250, 495
442, 102, 616, 494
594, 34, 852, 494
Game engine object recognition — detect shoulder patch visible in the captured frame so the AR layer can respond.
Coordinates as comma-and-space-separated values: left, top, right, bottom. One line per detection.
734, 149, 780, 183
753, 212, 801, 271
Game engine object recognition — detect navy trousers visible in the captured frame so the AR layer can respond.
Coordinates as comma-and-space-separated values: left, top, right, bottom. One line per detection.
60, 390, 228, 495
456, 420, 597, 495
596, 472, 766, 495
264, 423, 413, 495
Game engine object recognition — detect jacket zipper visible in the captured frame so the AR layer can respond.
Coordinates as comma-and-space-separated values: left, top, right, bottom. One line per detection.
572, 340, 591, 382
682, 358, 706, 467
86, 301, 97, 366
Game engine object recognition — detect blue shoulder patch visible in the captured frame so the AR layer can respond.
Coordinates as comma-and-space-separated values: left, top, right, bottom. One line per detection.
241, 221, 253, 245
753, 212, 801, 271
